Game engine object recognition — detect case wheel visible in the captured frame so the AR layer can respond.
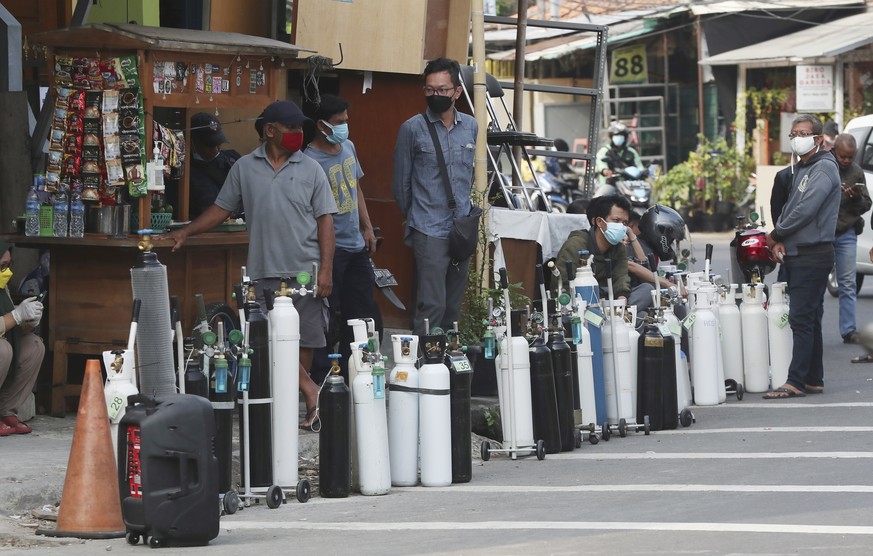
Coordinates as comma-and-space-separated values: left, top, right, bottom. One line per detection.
126, 533, 140, 545
223, 491, 240, 514
296, 479, 311, 503
266, 485, 283, 509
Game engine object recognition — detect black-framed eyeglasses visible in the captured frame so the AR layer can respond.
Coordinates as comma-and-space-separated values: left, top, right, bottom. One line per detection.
788, 132, 818, 139
423, 86, 457, 97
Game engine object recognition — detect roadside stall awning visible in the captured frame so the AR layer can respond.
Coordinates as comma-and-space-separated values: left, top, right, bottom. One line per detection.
700, 11, 873, 66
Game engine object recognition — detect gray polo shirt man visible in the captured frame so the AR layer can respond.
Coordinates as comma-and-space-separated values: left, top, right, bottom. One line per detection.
216, 143, 337, 280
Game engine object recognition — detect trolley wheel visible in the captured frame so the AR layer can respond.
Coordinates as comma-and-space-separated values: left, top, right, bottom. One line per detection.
148, 536, 162, 549
480, 440, 491, 462
296, 479, 311, 503
535, 439, 546, 461
618, 418, 627, 438
223, 491, 240, 515
643, 415, 651, 435
126, 533, 140, 546
574, 429, 583, 449
679, 408, 693, 428
266, 485, 283, 509
736, 383, 745, 401
602, 425, 611, 441
589, 433, 599, 445
725, 378, 737, 392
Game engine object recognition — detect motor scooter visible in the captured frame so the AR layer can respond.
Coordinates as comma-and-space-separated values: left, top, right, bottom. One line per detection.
730, 208, 776, 284
595, 166, 653, 215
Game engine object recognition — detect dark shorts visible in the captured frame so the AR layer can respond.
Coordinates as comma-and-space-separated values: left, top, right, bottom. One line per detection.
256, 278, 329, 348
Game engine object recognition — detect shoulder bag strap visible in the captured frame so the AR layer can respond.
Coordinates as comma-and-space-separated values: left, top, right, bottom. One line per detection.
421, 113, 457, 211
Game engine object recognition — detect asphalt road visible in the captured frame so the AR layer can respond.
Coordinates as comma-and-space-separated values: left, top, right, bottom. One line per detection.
11, 232, 873, 555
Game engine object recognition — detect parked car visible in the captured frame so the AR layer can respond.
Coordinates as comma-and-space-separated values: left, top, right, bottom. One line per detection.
827, 114, 873, 296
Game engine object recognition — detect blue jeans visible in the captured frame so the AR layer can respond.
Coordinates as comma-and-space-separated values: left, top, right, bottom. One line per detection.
833, 229, 858, 337
784, 250, 834, 391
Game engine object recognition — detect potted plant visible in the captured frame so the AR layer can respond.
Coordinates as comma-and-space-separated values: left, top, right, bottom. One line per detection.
653, 135, 755, 232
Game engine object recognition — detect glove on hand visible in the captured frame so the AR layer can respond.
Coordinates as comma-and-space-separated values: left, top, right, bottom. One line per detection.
11, 297, 43, 326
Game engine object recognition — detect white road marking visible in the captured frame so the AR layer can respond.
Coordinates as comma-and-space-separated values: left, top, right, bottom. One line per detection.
656, 426, 873, 434
548, 451, 873, 460
221, 520, 873, 535
695, 402, 873, 409
393, 484, 873, 493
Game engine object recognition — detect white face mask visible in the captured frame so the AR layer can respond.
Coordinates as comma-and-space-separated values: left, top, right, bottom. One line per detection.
790, 135, 817, 156
612, 135, 626, 147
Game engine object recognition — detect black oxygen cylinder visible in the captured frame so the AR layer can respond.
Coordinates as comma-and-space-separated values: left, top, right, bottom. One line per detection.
319, 358, 351, 498
184, 341, 209, 398
446, 339, 472, 484
212, 357, 237, 494
562, 318, 581, 413
239, 300, 273, 488
637, 324, 678, 431
528, 336, 561, 454
547, 329, 576, 452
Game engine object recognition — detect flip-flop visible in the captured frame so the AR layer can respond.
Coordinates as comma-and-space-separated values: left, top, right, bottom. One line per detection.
1, 415, 31, 434
299, 406, 319, 432
763, 386, 806, 399
851, 354, 873, 364
804, 385, 824, 394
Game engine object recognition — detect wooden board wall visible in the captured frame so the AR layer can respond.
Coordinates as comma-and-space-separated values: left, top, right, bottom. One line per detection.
295, 0, 428, 75
3, 0, 71, 39
338, 71, 427, 328
208, 0, 272, 38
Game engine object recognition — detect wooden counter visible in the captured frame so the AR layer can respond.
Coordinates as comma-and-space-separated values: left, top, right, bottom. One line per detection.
0, 232, 248, 415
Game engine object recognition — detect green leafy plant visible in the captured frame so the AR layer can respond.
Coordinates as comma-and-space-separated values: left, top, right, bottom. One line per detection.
653, 135, 755, 216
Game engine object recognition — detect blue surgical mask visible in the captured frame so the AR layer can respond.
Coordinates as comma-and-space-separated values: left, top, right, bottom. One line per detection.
612, 135, 626, 147
600, 219, 627, 245
322, 121, 349, 145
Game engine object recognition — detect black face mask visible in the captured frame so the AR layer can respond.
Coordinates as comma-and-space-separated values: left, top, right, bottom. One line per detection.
426, 94, 454, 114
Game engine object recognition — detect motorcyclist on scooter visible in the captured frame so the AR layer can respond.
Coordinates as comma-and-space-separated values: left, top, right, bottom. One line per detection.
595, 121, 647, 197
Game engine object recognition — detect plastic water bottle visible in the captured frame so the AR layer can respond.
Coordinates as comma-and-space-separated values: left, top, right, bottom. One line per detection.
53, 189, 69, 238
25, 188, 41, 237
69, 190, 85, 238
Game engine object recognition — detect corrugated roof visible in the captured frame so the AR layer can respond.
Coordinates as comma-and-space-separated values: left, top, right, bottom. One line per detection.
30, 23, 313, 57
688, 0, 864, 15
700, 10, 873, 65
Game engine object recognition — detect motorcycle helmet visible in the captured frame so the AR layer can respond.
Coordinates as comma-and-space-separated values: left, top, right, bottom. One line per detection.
607, 121, 629, 137
639, 204, 686, 260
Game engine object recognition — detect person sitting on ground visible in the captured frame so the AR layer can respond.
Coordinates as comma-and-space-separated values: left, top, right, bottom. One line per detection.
0, 242, 45, 436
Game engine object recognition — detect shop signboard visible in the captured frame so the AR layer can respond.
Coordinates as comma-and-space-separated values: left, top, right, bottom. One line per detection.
796, 64, 834, 112
610, 44, 648, 85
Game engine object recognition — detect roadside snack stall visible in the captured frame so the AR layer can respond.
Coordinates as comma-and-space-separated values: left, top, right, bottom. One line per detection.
3, 24, 313, 415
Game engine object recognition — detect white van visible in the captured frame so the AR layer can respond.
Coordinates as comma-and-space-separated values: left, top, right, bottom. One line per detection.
827, 114, 873, 296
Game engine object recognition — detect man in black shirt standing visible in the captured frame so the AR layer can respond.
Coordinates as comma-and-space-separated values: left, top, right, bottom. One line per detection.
189, 112, 240, 219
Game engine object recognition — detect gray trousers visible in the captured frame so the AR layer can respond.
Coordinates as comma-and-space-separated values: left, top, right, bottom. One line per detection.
0, 333, 44, 417
411, 230, 471, 335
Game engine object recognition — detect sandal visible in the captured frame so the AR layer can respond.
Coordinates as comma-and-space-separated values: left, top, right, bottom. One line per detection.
1, 415, 31, 434
851, 353, 873, 364
763, 386, 806, 399
0, 422, 13, 436
804, 385, 824, 394
299, 406, 319, 432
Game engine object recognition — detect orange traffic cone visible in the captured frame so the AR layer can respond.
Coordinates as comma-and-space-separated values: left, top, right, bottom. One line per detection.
37, 359, 126, 539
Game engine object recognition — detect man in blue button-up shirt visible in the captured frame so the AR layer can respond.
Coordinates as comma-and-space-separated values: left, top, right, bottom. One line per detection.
392, 58, 478, 335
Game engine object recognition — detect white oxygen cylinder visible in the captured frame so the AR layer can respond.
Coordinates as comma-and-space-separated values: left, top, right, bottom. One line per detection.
269, 295, 300, 488
627, 306, 641, 414
767, 282, 792, 389
103, 349, 138, 456
388, 335, 420, 486
664, 306, 692, 409
495, 335, 535, 451
601, 299, 634, 422
741, 283, 770, 393
690, 290, 721, 405
103, 299, 140, 456
347, 318, 370, 490
352, 346, 391, 495
718, 285, 744, 386
701, 284, 727, 403
574, 295, 597, 427
418, 336, 452, 487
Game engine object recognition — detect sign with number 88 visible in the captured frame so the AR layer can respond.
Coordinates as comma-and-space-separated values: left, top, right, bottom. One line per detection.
610, 44, 648, 85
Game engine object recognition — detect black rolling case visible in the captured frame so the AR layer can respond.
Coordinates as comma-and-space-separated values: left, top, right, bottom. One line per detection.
118, 393, 219, 548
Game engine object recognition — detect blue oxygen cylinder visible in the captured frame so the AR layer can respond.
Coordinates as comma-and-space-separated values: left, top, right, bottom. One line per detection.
569, 253, 607, 426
